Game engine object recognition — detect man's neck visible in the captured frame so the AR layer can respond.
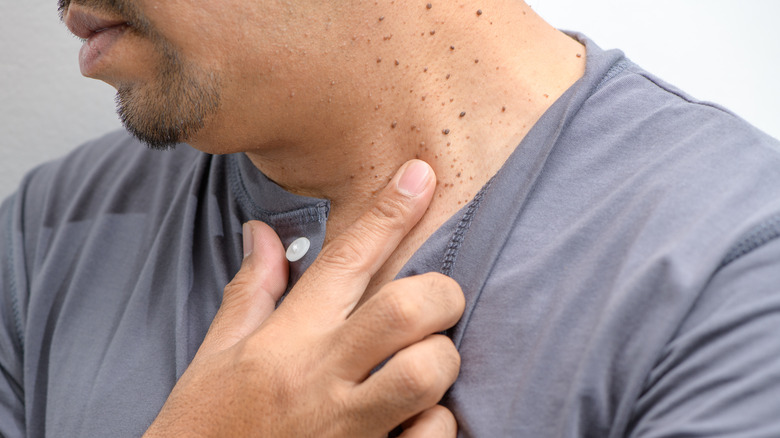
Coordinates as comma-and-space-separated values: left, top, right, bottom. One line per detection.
240, 1, 585, 285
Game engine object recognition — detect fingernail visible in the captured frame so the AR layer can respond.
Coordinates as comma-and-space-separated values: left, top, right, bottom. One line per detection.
397, 160, 430, 197
242, 223, 253, 258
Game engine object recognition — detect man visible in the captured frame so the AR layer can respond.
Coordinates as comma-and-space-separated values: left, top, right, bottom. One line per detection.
2, 0, 780, 436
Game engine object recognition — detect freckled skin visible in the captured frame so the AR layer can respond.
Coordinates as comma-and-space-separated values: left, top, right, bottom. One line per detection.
67, 0, 586, 290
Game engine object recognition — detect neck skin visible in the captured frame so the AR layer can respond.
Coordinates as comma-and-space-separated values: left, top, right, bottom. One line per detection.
229, 1, 585, 288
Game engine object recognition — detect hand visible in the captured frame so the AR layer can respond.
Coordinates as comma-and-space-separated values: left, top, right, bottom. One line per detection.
144, 160, 465, 437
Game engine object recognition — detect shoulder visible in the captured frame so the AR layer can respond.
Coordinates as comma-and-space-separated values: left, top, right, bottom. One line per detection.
22, 130, 203, 203
557, 49, 780, 257
17, 129, 206, 228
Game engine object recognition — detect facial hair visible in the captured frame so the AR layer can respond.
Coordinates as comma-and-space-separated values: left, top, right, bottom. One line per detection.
59, 0, 222, 151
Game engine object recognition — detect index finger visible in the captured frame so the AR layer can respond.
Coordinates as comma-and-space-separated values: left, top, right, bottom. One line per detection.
282, 159, 436, 322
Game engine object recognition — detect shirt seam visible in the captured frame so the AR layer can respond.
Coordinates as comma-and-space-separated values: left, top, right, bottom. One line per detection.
718, 212, 780, 270
613, 62, 739, 119
4, 195, 24, 351
440, 178, 494, 276
595, 59, 631, 91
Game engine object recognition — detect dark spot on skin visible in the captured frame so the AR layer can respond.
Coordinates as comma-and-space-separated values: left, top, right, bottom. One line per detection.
450, 45, 455, 50
391, 121, 397, 128
446, 74, 451, 79
430, 30, 436, 35
446, 142, 451, 146
456, 172, 461, 177
377, 58, 382, 63
383, 35, 393, 40
576, 53, 582, 58
395, 59, 400, 65
475, 59, 479, 64
350, 175, 355, 179
421, 95, 426, 101
423, 67, 428, 72
544, 94, 549, 98
501, 106, 506, 112
371, 165, 375, 170
443, 129, 450, 135
411, 125, 417, 131
460, 111, 466, 117
476, 9, 482, 16
379, 16, 384, 21
426, 3, 432, 9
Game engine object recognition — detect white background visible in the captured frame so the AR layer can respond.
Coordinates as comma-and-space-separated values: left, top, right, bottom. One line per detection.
1, 1, 779, 200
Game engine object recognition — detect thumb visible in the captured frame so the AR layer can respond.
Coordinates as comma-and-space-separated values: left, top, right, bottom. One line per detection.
199, 220, 289, 354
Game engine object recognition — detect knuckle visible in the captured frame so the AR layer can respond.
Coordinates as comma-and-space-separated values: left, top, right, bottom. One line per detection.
431, 406, 458, 436
420, 273, 465, 313
434, 336, 462, 380
220, 277, 252, 311
394, 354, 439, 402
377, 288, 424, 332
316, 233, 369, 271
223, 274, 249, 298
366, 196, 413, 232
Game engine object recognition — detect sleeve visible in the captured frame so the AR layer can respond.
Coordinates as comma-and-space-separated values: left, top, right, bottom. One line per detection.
0, 194, 26, 437
628, 232, 780, 437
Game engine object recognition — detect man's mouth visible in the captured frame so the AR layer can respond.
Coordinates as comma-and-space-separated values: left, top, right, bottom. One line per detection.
64, 5, 131, 76
64, 6, 129, 40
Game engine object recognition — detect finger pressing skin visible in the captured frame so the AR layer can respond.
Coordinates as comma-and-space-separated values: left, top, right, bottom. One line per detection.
350, 334, 461, 434
283, 160, 436, 322
398, 405, 458, 438
329, 273, 464, 380
198, 220, 288, 355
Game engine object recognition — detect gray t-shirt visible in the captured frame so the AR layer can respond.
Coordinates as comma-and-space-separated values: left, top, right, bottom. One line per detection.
3, 34, 780, 437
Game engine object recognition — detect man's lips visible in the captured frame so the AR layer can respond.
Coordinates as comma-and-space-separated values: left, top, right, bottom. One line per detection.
64, 6, 128, 40
64, 6, 131, 76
